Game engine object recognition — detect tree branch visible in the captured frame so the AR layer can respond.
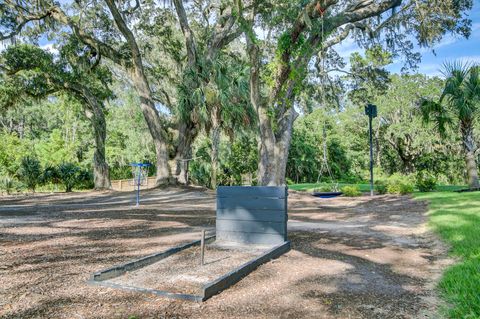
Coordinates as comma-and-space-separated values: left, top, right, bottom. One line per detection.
103, 0, 142, 67
206, 5, 243, 61
1, 1, 130, 68
51, 7, 129, 68
323, 24, 355, 50
338, 0, 403, 27
173, 0, 198, 67
0, 8, 51, 41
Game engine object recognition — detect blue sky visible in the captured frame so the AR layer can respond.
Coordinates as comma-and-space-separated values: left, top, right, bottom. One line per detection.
4, 2, 479, 78
335, 2, 480, 77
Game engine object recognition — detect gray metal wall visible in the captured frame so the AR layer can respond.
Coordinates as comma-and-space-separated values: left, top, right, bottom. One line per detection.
216, 186, 288, 245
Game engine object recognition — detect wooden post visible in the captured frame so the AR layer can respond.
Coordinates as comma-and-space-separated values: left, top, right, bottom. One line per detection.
119, 179, 122, 191
200, 229, 206, 266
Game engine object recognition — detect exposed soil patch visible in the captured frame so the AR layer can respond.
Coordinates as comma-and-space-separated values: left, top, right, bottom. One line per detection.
0, 188, 450, 318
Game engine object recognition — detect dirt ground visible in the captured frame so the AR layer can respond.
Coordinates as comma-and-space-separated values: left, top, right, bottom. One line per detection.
0, 187, 450, 319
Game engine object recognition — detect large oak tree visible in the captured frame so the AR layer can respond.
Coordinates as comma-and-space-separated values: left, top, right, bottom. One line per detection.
0, 42, 113, 189
239, 0, 472, 185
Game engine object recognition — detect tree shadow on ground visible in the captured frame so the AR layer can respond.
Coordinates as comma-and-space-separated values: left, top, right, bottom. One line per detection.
0, 188, 441, 319
287, 230, 430, 318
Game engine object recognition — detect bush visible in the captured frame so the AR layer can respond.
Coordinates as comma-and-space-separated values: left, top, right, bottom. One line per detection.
17, 156, 42, 192
374, 180, 387, 195
341, 185, 361, 197
76, 169, 94, 189
317, 185, 333, 192
57, 163, 90, 192
399, 183, 414, 194
415, 171, 437, 192
386, 174, 414, 195
0, 176, 15, 194
387, 183, 414, 195
42, 165, 60, 186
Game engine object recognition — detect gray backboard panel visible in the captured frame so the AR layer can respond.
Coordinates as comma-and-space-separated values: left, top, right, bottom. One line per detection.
217, 208, 287, 222
216, 186, 288, 245
217, 186, 287, 198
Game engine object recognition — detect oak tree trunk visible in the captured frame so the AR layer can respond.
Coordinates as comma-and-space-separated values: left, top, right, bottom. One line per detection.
83, 103, 111, 190
255, 105, 297, 186
130, 69, 171, 185
172, 120, 197, 185
104, 0, 171, 186
92, 120, 110, 190
92, 123, 110, 190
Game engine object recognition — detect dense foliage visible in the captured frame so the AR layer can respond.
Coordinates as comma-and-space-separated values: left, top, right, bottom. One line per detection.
1, 70, 478, 193
0, 0, 478, 193
285, 74, 476, 187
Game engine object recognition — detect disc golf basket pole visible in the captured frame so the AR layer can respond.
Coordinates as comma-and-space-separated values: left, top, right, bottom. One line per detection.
135, 168, 141, 206
130, 163, 151, 206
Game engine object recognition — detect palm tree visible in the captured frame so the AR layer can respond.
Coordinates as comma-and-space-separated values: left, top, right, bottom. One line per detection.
421, 62, 480, 189
177, 54, 254, 189
206, 57, 254, 188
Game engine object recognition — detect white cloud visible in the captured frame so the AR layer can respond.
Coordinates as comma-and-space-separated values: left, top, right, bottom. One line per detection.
417, 63, 443, 77
415, 56, 480, 77
333, 36, 363, 59
471, 22, 480, 36
40, 43, 59, 55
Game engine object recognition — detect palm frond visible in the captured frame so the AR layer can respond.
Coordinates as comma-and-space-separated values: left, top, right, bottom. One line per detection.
423, 60, 480, 138
419, 98, 451, 138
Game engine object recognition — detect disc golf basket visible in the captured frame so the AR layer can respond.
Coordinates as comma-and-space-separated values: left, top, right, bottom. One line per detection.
130, 163, 151, 206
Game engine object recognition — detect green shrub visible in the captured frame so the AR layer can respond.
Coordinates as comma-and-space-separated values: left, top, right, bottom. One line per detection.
415, 171, 437, 192
318, 185, 333, 192
17, 156, 42, 192
57, 163, 90, 192
76, 169, 94, 189
399, 183, 414, 194
42, 165, 60, 186
386, 174, 414, 195
0, 176, 15, 194
341, 185, 361, 197
374, 180, 387, 195
386, 183, 400, 194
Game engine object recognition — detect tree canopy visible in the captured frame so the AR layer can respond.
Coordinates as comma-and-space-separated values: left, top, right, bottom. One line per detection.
0, 0, 478, 192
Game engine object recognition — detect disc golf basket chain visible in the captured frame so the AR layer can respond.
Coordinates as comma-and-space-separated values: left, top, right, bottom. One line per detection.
130, 163, 151, 206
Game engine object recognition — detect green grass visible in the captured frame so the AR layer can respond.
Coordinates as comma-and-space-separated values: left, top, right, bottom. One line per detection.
289, 182, 466, 193
288, 182, 372, 192
434, 185, 469, 192
415, 191, 480, 318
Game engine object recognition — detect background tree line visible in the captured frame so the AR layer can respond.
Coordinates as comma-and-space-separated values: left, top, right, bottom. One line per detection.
0, 0, 478, 192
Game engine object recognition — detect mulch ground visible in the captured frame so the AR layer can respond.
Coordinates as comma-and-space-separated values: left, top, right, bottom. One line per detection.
108, 243, 268, 295
0, 187, 450, 318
